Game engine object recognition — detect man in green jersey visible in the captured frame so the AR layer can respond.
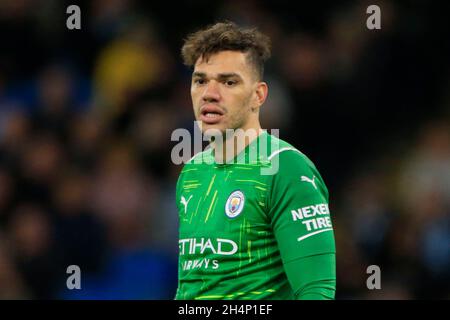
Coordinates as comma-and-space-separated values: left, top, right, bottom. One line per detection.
175, 21, 336, 300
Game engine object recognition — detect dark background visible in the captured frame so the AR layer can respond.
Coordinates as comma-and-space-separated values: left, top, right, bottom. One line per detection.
0, 0, 449, 299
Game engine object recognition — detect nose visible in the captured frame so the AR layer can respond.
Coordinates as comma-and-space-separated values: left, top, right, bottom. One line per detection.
202, 80, 221, 103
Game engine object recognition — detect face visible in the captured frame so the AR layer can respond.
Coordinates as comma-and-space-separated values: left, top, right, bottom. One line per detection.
191, 50, 267, 134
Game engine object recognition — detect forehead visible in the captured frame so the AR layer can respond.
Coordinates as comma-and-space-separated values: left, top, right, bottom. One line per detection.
194, 51, 252, 77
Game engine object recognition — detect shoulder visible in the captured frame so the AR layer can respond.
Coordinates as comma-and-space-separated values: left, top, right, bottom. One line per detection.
181, 148, 214, 169
265, 134, 317, 175
265, 135, 329, 198
176, 149, 213, 196
176, 148, 213, 188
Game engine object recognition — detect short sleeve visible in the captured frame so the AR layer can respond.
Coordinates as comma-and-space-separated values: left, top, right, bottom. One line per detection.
268, 150, 336, 262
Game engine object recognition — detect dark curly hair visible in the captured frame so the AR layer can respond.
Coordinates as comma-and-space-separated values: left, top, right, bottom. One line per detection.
181, 21, 271, 80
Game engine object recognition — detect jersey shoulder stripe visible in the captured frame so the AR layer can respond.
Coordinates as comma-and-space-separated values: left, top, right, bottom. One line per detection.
268, 147, 303, 160
186, 148, 214, 165
265, 134, 307, 163
265, 134, 319, 178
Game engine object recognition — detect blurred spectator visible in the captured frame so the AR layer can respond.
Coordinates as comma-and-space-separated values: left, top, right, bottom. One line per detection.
93, 19, 175, 118
91, 0, 136, 43
67, 112, 106, 170
16, 133, 64, 206
0, 111, 30, 165
399, 121, 450, 209
397, 120, 450, 298
0, 168, 14, 222
6, 204, 61, 298
340, 171, 395, 264
31, 64, 76, 138
0, 237, 30, 299
52, 169, 109, 274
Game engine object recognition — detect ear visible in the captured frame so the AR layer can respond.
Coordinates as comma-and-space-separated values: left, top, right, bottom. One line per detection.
253, 82, 268, 111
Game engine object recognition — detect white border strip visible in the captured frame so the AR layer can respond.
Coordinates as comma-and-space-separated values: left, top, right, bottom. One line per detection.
297, 228, 333, 242
268, 147, 302, 161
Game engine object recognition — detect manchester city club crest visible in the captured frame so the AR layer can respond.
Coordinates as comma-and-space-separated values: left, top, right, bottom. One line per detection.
225, 190, 245, 218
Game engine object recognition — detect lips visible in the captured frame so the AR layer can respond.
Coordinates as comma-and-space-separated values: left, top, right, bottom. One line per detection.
199, 104, 225, 124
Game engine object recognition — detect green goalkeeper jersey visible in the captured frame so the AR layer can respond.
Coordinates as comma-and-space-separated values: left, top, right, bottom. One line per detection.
175, 131, 336, 300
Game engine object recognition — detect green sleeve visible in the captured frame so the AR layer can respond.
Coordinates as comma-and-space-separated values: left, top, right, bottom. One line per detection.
174, 167, 186, 300
175, 168, 185, 213
284, 254, 336, 299
268, 150, 336, 299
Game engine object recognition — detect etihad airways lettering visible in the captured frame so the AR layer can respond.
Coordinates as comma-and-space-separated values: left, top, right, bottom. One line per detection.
182, 258, 219, 271
179, 238, 238, 256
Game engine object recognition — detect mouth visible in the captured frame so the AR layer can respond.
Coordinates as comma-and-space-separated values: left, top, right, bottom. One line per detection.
199, 104, 225, 125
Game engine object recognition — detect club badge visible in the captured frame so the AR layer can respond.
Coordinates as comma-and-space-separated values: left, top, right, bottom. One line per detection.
225, 190, 245, 218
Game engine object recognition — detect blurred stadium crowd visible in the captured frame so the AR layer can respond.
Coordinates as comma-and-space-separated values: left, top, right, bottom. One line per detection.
0, 0, 449, 299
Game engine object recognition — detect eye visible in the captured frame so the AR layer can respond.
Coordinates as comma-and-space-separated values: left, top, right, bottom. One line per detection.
194, 78, 206, 85
225, 80, 237, 86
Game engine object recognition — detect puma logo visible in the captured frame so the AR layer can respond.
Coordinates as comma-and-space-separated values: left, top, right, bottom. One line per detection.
180, 195, 193, 214
301, 175, 317, 190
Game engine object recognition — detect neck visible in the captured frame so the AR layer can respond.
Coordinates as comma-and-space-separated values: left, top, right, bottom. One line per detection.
211, 123, 263, 164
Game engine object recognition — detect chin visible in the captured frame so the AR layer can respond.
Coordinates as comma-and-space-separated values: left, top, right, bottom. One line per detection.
199, 124, 226, 138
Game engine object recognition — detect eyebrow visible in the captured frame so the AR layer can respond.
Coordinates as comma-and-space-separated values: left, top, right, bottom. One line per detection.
192, 72, 243, 81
